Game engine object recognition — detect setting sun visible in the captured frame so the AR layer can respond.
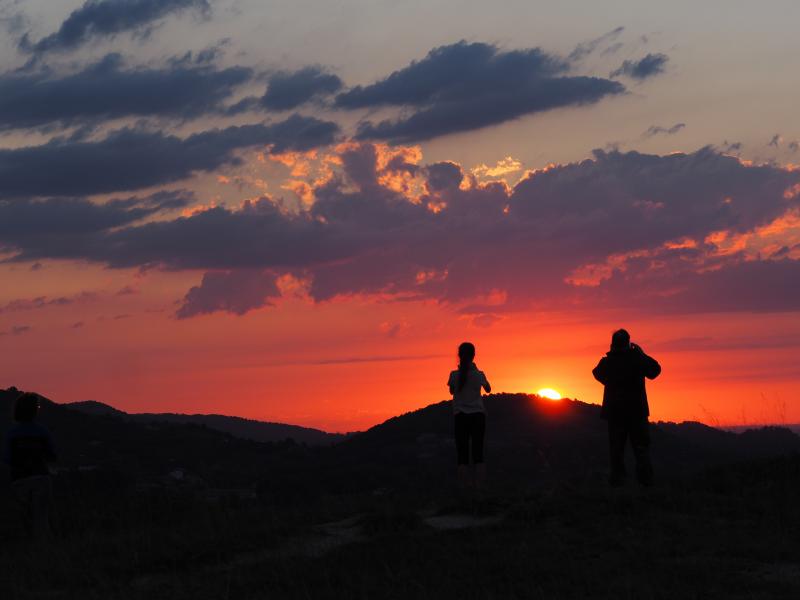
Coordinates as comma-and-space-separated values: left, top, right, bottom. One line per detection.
537, 388, 562, 400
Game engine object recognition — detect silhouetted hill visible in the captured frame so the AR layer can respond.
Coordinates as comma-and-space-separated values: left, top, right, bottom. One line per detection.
66, 400, 344, 446
4, 388, 800, 497
0, 388, 304, 490
290, 393, 800, 493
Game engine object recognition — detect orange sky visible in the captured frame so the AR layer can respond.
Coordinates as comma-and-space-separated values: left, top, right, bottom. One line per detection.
2, 5, 800, 432
2, 263, 798, 432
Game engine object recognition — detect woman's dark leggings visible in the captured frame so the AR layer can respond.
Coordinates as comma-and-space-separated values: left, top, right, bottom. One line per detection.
454, 412, 486, 465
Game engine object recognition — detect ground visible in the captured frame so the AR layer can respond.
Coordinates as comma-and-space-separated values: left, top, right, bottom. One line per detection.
2, 455, 800, 599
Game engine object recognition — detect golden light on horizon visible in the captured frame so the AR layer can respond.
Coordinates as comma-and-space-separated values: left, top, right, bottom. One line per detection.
537, 388, 562, 400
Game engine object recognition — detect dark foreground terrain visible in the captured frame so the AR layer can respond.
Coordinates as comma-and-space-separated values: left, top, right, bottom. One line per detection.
2, 388, 800, 598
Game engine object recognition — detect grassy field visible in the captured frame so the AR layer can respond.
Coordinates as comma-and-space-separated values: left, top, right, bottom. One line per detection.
2, 454, 800, 599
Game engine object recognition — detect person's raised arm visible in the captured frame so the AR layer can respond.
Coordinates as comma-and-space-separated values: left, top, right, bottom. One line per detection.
592, 357, 608, 384
642, 354, 661, 379
632, 343, 661, 379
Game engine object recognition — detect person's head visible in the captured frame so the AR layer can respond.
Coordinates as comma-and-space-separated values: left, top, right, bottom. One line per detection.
457, 342, 475, 365
610, 328, 631, 350
14, 392, 40, 423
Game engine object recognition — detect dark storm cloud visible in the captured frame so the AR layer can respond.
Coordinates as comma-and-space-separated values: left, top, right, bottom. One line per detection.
643, 122, 685, 137
334, 41, 625, 143
610, 53, 668, 80
0, 114, 339, 196
176, 269, 281, 318
3, 144, 800, 317
19, 0, 210, 54
0, 53, 253, 130
227, 66, 343, 114
425, 161, 463, 192
262, 67, 343, 110
3, 197, 353, 270
0, 191, 191, 247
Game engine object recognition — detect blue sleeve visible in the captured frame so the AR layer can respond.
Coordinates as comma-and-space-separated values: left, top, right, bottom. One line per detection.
3, 429, 14, 465
40, 426, 57, 461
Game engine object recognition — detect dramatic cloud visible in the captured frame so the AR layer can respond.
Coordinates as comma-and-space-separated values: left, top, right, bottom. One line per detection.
19, 0, 210, 54
0, 191, 191, 252
611, 53, 668, 80
228, 66, 343, 114
334, 41, 625, 142
0, 115, 339, 197
0, 53, 253, 130
176, 270, 281, 318
262, 67, 343, 110
644, 122, 685, 137
3, 144, 799, 318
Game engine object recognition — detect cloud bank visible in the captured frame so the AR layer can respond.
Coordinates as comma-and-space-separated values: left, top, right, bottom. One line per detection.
3, 143, 799, 319
335, 41, 625, 142
20, 0, 210, 54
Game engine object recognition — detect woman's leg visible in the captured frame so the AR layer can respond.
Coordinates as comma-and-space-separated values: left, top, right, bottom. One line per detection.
454, 413, 471, 488
471, 413, 487, 488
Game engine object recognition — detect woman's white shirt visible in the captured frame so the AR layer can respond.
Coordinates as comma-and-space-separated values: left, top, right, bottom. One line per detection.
448, 364, 489, 414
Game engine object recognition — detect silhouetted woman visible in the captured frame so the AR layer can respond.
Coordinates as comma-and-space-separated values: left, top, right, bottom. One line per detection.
3, 392, 56, 538
448, 342, 491, 489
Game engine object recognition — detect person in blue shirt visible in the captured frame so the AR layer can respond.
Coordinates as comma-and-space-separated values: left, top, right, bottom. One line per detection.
447, 342, 491, 489
4, 392, 57, 538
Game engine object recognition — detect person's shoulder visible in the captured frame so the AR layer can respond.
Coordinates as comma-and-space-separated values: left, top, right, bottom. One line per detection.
14, 422, 51, 437
33, 422, 52, 435
6, 422, 28, 434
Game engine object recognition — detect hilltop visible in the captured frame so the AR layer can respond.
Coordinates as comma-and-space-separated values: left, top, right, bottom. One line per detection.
67, 399, 345, 446
3, 387, 800, 494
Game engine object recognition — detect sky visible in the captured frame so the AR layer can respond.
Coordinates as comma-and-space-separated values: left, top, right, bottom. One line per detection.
1, 0, 799, 431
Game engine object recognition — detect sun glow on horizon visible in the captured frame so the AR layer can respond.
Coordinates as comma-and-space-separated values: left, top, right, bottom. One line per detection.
537, 388, 562, 400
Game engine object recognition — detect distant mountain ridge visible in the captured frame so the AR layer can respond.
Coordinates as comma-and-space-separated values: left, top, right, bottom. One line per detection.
66, 400, 345, 446
4, 386, 800, 495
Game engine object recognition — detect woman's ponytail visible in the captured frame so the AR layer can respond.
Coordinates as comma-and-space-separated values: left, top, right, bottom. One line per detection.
456, 342, 476, 392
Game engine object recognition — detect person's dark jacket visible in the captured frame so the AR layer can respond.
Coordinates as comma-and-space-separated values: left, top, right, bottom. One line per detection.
592, 344, 661, 420
3, 422, 56, 481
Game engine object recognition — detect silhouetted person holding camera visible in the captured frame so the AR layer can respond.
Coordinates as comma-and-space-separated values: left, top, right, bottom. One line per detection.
3, 392, 56, 538
592, 329, 661, 487
448, 342, 491, 490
